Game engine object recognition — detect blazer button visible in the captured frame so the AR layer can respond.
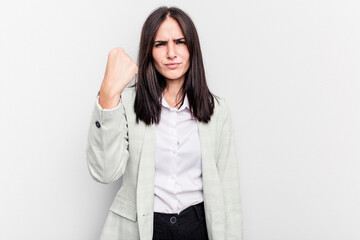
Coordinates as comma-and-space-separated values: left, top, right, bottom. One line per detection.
95, 121, 101, 128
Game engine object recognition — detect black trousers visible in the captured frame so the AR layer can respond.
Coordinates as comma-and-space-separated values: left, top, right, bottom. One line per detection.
153, 202, 209, 240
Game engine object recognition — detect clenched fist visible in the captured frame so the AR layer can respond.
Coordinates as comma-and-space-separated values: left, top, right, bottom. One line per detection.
99, 47, 138, 109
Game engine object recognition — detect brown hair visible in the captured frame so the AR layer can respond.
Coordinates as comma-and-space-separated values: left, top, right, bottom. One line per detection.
134, 6, 218, 125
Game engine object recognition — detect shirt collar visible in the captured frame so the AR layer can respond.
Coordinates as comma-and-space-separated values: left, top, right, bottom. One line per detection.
161, 94, 189, 111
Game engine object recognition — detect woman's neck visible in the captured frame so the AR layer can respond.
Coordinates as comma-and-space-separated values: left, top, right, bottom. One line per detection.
163, 78, 184, 108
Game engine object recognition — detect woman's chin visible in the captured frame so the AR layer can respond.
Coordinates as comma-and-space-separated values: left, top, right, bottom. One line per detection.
162, 73, 186, 82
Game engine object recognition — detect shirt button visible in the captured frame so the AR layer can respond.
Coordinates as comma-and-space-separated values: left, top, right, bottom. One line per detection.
95, 121, 101, 128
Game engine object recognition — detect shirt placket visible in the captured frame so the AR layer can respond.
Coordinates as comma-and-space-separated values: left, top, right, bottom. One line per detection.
168, 109, 179, 212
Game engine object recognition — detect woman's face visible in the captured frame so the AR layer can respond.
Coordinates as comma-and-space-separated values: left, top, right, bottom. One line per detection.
152, 17, 190, 83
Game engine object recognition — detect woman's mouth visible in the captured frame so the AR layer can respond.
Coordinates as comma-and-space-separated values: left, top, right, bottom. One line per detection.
165, 63, 181, 69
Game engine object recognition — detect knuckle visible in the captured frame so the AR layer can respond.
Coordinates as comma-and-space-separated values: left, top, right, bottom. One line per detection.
109, 47, 124, 56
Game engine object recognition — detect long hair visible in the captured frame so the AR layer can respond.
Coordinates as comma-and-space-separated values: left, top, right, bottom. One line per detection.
134, 6, 217, 125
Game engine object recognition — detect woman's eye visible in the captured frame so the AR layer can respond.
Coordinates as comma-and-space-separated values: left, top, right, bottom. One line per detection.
155, 43, 165, 47
177, 40, 186, 44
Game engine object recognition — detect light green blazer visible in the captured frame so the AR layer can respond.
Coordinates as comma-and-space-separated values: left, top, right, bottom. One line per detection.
86, 87, 242, 240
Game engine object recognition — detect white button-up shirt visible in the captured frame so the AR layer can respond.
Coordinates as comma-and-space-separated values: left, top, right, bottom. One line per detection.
154, 95, 203, 214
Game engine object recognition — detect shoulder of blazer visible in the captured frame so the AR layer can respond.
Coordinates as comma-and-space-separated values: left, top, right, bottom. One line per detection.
212, 95, 231, 122
121, 86, 136, 104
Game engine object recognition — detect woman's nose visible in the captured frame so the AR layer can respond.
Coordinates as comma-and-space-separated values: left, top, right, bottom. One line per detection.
166, 43, 176, 59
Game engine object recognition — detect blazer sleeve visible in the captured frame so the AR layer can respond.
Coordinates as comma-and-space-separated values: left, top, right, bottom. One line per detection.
217, 100, 243, 239
86, 95, 129, 184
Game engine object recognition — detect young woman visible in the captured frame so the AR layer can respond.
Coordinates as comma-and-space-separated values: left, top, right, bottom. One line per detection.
86, 6, 242, 240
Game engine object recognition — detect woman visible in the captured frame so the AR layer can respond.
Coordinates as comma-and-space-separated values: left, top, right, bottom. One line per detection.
86, 6, 242, 240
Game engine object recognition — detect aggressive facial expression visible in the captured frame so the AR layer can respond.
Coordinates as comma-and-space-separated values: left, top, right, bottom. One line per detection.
152, 17, 190, 83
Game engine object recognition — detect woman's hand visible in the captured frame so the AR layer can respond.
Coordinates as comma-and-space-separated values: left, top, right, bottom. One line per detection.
99, 47, 138, 109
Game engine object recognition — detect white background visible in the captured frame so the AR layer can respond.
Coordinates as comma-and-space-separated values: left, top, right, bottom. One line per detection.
1, 0, 359, 239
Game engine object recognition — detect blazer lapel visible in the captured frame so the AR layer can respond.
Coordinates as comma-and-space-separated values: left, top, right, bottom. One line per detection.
197, 121, 226, 240
136, 123, 156, 240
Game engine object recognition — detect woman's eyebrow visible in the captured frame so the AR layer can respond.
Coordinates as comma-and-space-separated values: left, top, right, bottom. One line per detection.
174, 37, 185, 41
154, 37, 185, 43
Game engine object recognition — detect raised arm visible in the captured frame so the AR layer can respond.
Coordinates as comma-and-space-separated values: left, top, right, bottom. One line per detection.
86, 48, 137, 184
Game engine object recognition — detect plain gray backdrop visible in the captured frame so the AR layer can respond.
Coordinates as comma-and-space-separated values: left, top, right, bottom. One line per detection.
0, 0, 359, 239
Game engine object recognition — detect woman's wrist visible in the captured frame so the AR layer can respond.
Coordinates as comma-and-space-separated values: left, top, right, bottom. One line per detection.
98, 87, 122, 109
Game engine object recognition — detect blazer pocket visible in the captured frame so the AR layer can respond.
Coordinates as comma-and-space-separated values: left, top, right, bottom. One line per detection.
109, 196, 137, 222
